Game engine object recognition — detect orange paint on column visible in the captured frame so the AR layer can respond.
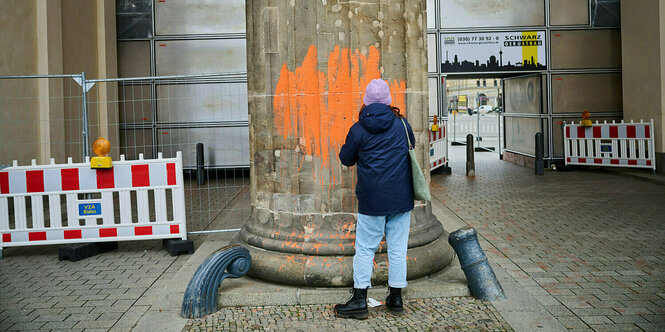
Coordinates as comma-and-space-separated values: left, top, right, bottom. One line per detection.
273, 45, 406, 174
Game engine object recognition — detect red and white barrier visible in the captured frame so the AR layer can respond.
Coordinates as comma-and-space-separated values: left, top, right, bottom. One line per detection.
0, 152, 187, 257
429, 120, 448, 171
564, 120, 656, 171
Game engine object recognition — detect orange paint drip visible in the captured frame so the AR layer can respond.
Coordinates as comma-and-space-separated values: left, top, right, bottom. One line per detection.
273, 45, 406, 179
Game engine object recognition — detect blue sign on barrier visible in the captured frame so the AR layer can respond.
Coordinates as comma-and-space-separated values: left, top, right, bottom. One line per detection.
600, 144, 612, 153
78, 203, 101, 216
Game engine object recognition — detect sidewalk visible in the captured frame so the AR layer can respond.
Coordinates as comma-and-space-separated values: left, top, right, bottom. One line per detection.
2, 145, 664, 331
433, 147, 665, 331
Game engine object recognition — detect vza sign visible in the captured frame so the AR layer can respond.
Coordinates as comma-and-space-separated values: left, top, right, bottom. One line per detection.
78, 202, 102, 217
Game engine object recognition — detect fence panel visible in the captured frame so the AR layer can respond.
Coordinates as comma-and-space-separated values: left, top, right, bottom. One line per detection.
447, 113, 501, 143
85, 73, 250, 234
0, 75, 86, 166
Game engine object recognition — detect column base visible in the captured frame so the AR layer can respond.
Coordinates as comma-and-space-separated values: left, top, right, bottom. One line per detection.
231, 231, 454, 287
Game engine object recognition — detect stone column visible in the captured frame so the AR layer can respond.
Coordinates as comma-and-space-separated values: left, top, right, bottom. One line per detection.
621, 0, 665, 173
238, 0, 453, 286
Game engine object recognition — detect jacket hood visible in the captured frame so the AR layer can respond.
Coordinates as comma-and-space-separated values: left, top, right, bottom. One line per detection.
359, 103, 395, 134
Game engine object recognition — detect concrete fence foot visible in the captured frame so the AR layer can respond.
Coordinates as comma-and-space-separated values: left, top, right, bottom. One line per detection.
58, 242, 118, 262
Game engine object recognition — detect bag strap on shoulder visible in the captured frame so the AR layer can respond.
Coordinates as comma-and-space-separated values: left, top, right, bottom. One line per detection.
400, 118, 413, 149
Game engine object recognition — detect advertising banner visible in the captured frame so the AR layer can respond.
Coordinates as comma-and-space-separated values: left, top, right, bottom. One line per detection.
441, 31, 547, 73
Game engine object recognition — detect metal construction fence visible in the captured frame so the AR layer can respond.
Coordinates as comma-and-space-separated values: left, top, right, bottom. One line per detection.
0, 72, 250, 235
0, 74, 87, 166
447, 113, 502, 142
447, 113, 504, 154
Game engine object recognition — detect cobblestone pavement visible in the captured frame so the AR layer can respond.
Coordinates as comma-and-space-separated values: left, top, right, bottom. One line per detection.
0, 176, 246, 331
0, 239, 194, 331
183, 297, 512, 332
432, 147, 665, 331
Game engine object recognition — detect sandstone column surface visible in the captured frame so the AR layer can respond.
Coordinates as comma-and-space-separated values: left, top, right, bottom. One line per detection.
237, 0, 453, 286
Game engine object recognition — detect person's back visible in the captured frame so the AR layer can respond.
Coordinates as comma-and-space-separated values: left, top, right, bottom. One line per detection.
339, 103, 415, 216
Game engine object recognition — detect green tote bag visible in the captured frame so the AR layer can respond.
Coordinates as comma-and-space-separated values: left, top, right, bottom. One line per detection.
400, 118, 431, 201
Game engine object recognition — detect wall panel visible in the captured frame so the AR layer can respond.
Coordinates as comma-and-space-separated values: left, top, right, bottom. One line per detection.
550, 0, 589, 26
504, 75, 542, 114
552, 73, 622, 113
157, 127, 249, 168
155, 39, 246, 76
551, 29, 621, 69
505, 116, 540, 155
117, 41, 151, 77
440, 0, 545, 28
155, 0, 245, 35
156, 83, 248, 123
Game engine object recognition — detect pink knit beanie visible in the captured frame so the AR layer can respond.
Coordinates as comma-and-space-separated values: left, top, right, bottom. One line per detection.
363, 79, 392, 106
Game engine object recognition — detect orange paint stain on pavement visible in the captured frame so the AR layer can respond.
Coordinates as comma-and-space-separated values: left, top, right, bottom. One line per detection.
273, 45, 406, 177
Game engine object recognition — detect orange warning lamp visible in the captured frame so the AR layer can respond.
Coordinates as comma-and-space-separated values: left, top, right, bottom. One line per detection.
91, 137, 113, 169
581, 111, 592, 127
431, 115, 439, 132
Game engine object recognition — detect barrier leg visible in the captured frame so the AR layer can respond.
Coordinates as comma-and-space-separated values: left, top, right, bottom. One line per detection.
163, 238, 194, 256
59, 242, 118, 262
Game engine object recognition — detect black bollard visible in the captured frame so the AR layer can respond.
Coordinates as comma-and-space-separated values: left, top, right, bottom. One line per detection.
466, 134, 475, 177
449, 227, 506, 301
535, 133, 544, 175
196, 143, 205, 186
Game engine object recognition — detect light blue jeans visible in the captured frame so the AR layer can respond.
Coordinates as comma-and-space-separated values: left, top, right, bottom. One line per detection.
353, 211, 412, 289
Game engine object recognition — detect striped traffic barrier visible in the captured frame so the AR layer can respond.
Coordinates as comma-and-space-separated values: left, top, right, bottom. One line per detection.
564, 120, 655, 171
0, 152, 187, 258
429, 121, 448, 171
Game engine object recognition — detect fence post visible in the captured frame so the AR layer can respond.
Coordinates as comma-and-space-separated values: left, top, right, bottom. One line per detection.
197, 143, 205, 186
453, 112, 457, 143
535, 132, 544, 175
80, 72, 90, 159
498, 112, 502, 159
466, 134, 475, 177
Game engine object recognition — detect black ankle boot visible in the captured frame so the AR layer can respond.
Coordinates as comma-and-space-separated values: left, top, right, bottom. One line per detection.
334, 288, 369, 319
385, 287, 404, 315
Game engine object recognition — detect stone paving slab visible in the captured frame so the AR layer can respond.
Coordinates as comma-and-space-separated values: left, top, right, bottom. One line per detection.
432, 146, 665, 331
0, 238, 202, 332
0, 177, 246, 331
183, 297, 513, 332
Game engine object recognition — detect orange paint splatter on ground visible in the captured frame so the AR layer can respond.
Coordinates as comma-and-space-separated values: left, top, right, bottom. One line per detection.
274, 45, 407, 179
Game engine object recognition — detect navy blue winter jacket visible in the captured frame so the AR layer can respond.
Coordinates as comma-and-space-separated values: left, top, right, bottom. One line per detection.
338, 103, 415, 216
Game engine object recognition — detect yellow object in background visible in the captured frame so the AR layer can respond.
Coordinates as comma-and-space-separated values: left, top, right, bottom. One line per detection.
431, 115, 439, 132
581, 111, 592, 127
91, 137, 113, 169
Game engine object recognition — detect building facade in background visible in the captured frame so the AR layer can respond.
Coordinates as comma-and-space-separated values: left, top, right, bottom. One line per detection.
1, 0, 664, 172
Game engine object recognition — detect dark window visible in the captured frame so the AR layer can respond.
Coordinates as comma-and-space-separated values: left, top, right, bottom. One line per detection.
116, 0, 153, 39
591, 0, 620, 27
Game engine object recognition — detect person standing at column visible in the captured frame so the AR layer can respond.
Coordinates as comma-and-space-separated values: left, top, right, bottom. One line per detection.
335, 79, 415, 319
